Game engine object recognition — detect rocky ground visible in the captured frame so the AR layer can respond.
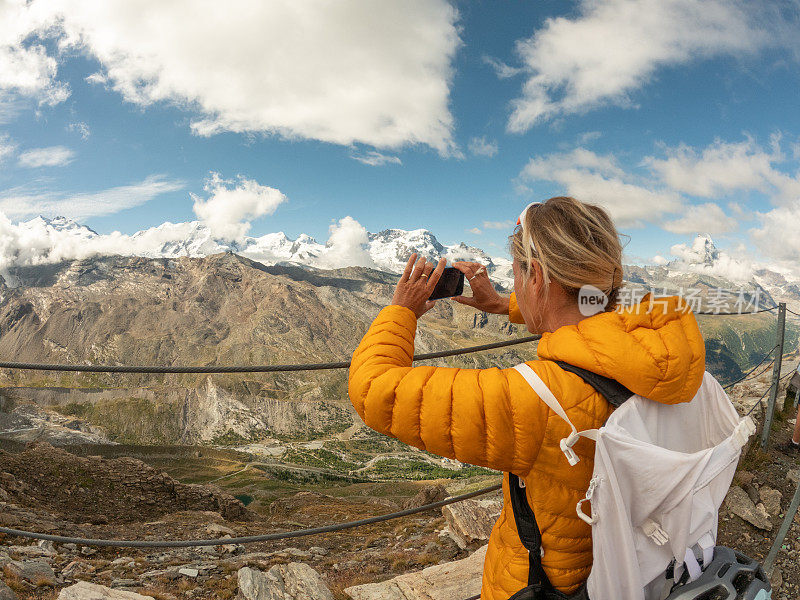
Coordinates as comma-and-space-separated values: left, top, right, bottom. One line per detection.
0, 443, 496, 600
1, 394, 799, 599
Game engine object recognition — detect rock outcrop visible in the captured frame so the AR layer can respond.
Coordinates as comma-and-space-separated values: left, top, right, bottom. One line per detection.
58, 581, 154, 599
237, 563, 334, 600
0, 581, 16, 600
345, 545, 486, 600
441, 498, 501, 549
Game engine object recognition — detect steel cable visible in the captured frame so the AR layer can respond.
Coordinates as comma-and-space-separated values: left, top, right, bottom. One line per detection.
722, 346, 778, 390
0, 483, 502, 548
0, 307, 779, 374
0, 336, 540, 373
694, 306, 778, 315
744, 363, 799, 417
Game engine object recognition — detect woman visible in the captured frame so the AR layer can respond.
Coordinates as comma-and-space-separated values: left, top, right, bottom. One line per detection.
348, 196, 706, 599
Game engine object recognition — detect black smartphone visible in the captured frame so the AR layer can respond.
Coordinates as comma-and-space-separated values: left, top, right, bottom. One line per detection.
429, 267, 465, 300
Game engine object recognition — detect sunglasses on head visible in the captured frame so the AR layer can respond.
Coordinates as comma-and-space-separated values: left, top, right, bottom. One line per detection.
515, 201, 541, 255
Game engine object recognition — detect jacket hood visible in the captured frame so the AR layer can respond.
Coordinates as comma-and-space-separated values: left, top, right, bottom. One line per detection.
536, 295, 706, 405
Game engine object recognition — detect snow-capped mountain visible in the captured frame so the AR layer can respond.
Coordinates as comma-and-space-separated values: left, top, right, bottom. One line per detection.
2, 216, 797, 306
0, 217, 515, 288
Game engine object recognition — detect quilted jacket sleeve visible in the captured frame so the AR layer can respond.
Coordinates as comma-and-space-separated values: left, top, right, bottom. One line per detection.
348, 305, 549, 475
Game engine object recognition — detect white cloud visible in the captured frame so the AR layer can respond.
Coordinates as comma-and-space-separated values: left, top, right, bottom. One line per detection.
482, 220, 514, 230
67, 121, 90, 139
662, 202, 738, 235
751, 202, 800, 267
483, 56, 525, 79
467, 227, 482, 235
0, 210, 383, 275
0, 0, 70, 107
652, 255, 668, 265
0, 134, 16, 162
14, 0, 460, 154
317, 216, 376, 269
577, 131, 602, 145
646, 137, 800, 204
17, 145, 75, 168
520, 148, 682, 227
191, 173, 287, 241
350, 150, 402, 167
0, 174, 184, 219
506, 0, 786, 132
468, 136, 498, 157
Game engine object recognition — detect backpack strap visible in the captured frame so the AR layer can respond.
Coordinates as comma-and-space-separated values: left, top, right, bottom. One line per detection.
513, 363, 599, 466
509, 472, 551, 588
552, 361, 634, 408
507, 360, 633, 599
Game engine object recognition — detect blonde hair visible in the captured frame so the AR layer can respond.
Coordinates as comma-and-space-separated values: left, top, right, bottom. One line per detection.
510, 196, 624, 313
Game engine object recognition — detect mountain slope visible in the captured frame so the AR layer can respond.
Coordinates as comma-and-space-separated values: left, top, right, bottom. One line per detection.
0, 254, 529, 444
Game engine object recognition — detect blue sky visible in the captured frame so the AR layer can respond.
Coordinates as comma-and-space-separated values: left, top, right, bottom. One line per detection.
1, 0, 799, 275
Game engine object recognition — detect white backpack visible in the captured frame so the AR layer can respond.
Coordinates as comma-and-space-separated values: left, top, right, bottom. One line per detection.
512, 364, 755, 600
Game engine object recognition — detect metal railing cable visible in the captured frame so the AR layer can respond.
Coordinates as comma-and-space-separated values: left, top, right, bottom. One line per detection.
744, 362, 799, 417
0, 482, 502, 548
721, 345, 778, 390
0, 307, 779, 374
694, 306, 778, 315
0, 336, 541, 373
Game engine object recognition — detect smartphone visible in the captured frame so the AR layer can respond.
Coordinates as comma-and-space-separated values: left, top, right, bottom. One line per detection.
429, 267, 465, 300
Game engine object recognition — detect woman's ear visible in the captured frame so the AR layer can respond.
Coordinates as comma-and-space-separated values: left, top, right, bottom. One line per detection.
530, 261, 543, 291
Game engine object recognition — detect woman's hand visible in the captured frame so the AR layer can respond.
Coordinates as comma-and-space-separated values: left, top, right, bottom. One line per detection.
452, 261, 509, 315
391, 254, 446, 318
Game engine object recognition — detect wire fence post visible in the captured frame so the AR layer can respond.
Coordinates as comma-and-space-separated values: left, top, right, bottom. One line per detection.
761, 303, 786, 450
763, 474, 800, 574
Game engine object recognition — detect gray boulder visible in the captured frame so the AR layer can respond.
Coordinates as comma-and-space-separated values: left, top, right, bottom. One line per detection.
345, 544, 486, 600
0, 580, 16, 600
725, 486, 772, 531
238, 563, 334, 600
5, 559, 56, 586
759, 486, 783, 517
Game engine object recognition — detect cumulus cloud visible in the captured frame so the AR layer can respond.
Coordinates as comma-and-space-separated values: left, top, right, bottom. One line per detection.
467, 227, 482, 235
191, 173, 287, 241
506, 0, 790, 131
6, 0, 459, 154
662, 202, 738, 235
317, 216, 376, 269
646, 136, 800, 203
468, 136, 498, 157
0, 210, 383, 275
519, 148, 682, 227
0, 214, 226, 274
751, 202, 800, 268
0, 175, 184, 219
350, 151, 402, 167
0, 0, 70, 108
17, 145, 75, 168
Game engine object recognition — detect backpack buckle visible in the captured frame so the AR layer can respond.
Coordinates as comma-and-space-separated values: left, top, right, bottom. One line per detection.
560, 431, 581, 466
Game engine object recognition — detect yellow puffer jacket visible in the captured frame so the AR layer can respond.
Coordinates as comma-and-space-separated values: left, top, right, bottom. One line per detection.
348, 293, 706, 599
